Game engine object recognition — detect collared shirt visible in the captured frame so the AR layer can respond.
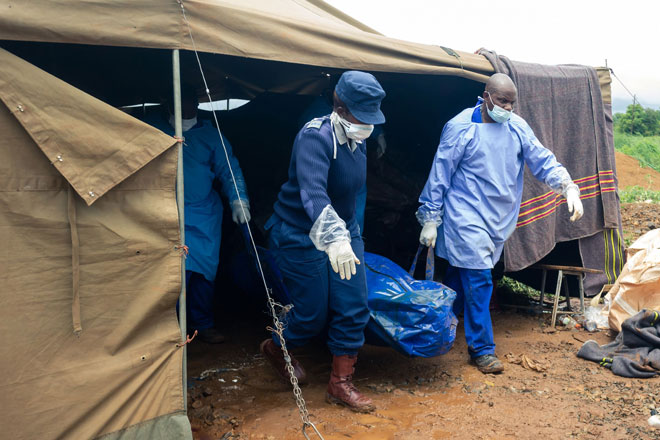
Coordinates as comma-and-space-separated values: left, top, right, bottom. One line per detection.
332, 116, 362, 152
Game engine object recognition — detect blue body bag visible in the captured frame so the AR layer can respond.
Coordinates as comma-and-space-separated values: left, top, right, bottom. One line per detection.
232, 223, 456, 358
364, 247, 457, 357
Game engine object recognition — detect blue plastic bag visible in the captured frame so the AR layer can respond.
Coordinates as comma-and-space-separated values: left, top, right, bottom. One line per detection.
364, 247, 457, 357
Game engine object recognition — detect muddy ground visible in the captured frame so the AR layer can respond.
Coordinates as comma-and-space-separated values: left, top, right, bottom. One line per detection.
187, 153, 660, 440
187, 309, 658, 440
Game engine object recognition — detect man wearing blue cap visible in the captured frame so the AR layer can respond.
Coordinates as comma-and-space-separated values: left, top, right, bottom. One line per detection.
261, 71, 385, 412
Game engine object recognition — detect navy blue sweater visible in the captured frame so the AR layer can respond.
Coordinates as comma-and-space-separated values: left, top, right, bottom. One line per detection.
273, 116, 367, 231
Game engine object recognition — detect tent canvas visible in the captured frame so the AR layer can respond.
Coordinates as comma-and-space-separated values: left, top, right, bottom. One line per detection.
0, 47, 187, 439
0, 1, 620, 438
0, 0, 495, 81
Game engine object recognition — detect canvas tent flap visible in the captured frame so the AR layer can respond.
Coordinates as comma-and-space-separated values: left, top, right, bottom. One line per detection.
0, 0, 493, 80
0, 47, 177, 206
0, 96, 185, 438
596, 67, 612, 105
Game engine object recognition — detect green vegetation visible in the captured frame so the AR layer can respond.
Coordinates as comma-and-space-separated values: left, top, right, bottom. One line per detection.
614, 130, 660, 172
619, 186, 660, 203
497, 276, 566, 306
498, 276, 539, 298
614, 104, 660, 136
613, 104, 660, 176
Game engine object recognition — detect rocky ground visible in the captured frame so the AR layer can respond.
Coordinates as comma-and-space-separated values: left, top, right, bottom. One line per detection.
186, 152, 660, 440
620, 203, 660, 246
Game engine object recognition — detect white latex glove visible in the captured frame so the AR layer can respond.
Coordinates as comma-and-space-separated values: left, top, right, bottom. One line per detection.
419, 222, 438, 247
231, 199, 251, 224
326, 240, 360, 280
565, 186, 583, 222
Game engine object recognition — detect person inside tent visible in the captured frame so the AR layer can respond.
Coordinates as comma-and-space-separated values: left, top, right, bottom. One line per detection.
146, 85, 251, 344
261, 71, 386, 413
417, 73, 584, 374
297, 88, 387, 234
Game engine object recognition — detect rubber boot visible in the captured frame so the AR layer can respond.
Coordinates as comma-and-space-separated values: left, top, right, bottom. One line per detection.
260, 339, 307, 385
326, 355, 375, 413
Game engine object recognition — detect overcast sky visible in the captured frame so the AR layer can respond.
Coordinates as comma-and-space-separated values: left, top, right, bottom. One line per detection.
325, 0, 658, 114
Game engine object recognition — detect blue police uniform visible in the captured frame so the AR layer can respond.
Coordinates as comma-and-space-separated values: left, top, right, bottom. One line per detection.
147, 116, 249, 330
260, 71, 386, 412
297, 96, 386, 234
267, 116, 369, 355
418, 101, 572, 357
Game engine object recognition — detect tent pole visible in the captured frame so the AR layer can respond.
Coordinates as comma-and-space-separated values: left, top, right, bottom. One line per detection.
172, 49, 187, 410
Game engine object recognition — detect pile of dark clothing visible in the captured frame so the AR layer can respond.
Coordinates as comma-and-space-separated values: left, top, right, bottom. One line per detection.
577, 309, 660, 378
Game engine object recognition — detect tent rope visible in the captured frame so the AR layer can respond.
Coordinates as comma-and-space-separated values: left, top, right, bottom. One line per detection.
176, 329, 198, 347
609, 68, 647, 108
175, 2, 325, 439
175, 244, 189, 258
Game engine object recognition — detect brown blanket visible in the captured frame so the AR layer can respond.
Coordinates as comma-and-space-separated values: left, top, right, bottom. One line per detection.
479, 50, 623, 292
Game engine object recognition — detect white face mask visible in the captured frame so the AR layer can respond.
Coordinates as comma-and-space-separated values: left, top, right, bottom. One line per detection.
485, 92, 512, 123
169, 114, 198, 132
333, 112, 374, 140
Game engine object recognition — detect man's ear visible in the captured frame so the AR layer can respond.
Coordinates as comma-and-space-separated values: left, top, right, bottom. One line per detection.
482, 91, 492, 108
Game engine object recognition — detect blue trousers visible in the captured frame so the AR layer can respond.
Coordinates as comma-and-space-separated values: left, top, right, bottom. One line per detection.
267, 218, 369, 356
444, 265, 495, 358
185, 270, 215, 331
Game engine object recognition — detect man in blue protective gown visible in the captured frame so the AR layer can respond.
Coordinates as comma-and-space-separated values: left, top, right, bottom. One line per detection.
147, 87, 250, 344
261, 71, 385, 413
417, 73, 585, 373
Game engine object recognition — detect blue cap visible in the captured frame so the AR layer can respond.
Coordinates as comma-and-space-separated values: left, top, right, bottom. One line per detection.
335, 71, 386, 124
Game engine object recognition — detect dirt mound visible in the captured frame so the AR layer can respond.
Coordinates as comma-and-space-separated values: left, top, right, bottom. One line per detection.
615, 151, 660, 190
620, 202, 660, 245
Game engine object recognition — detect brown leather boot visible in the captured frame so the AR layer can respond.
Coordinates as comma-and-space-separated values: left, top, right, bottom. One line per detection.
326, 355, 375, 413
260, 339, 307, 385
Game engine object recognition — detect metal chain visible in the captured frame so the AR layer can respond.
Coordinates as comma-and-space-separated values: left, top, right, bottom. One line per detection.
266, 293, 312, 428
176, 2, 324, 438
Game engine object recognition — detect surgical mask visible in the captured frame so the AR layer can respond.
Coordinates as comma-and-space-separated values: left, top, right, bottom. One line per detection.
332, 112, 374, 140
169, 114, 198, 132
485, 92, 512, 123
